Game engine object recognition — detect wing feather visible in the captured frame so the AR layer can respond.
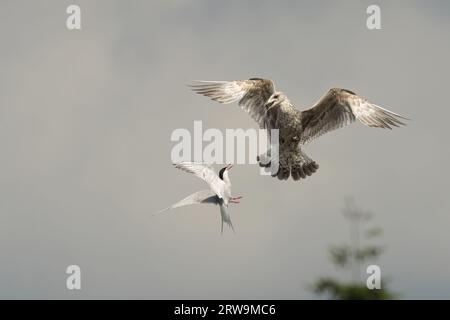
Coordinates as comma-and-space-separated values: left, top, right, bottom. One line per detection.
301, 88, 408, 144
154, 190, 218, 215
174, 162, 226, 199
189, 78, 275, 128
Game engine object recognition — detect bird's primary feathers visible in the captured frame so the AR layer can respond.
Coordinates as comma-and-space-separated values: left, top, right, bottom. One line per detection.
190, 79, 408, 181
155, 162, 238, 234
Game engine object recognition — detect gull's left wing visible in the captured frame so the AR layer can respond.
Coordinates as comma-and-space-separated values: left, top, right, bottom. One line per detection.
300, 88, 408, 144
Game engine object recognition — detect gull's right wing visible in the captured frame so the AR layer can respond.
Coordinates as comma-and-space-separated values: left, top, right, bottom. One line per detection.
190, 78, 275, 128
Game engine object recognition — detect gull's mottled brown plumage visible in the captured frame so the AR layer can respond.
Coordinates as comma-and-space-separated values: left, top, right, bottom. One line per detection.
190, 78, 408, 181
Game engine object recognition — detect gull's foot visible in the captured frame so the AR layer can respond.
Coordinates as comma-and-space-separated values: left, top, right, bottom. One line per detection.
257, 150, 272, 168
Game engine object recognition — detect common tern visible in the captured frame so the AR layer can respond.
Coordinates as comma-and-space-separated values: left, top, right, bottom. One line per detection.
156, 162, 242, 234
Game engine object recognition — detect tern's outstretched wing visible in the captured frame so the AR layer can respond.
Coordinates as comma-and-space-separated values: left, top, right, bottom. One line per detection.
174, 162, 227, 199
154, 190, 218, 215
300, 88, 408, 144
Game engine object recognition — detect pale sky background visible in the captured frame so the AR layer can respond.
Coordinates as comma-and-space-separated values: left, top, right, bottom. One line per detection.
0, 0, 449, 299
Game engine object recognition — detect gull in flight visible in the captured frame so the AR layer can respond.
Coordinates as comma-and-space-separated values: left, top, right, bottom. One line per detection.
156, 162, 242, 234
190, 78, 408, 181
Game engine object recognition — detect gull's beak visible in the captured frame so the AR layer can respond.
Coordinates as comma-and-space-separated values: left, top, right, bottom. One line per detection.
226, 164, 233, 170
266, 97, 277, 110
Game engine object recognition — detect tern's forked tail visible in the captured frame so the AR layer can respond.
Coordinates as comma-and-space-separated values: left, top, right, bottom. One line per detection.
219, 203, 235, 234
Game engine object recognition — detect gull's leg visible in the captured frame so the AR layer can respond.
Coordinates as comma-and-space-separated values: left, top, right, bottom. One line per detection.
257, 150, 271, 168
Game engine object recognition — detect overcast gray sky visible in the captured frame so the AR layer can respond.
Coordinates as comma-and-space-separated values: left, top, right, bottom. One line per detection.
0, 0, 449, 299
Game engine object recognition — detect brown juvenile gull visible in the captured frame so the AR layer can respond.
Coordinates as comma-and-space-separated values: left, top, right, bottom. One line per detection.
190, 78, 408, 181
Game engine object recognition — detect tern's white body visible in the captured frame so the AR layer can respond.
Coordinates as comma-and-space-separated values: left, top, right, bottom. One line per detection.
156, 162, 242, 234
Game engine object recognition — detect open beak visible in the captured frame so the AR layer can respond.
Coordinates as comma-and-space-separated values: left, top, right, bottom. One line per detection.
226, 164, 233, 170
265, 98, 274, 107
